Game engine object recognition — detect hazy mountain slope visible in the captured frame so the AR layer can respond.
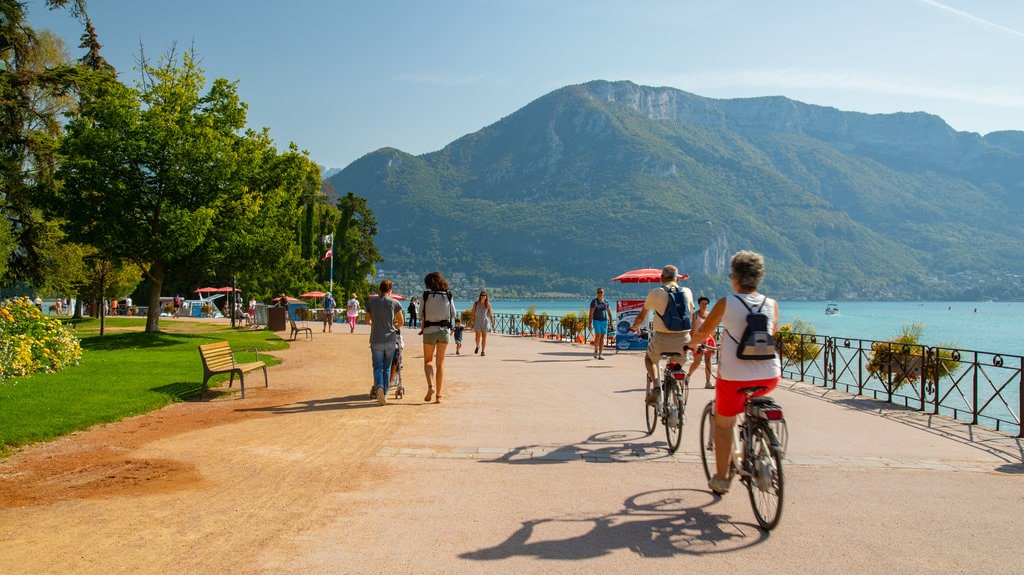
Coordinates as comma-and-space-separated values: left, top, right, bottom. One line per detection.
330, 81, 1024, 299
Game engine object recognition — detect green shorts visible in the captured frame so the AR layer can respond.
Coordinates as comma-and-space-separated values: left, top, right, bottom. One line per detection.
422, 330, 451, 345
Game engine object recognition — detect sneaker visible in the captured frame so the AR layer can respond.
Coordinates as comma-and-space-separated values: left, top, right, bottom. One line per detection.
375, 387, 386, 406
474, 347, 479, 354
645, 390, 660, 405
705, 383, 716, 389
594, 353, 598, 359
598, 355, 605, 360
481, 350, 486, 357
708, 476, 731, 495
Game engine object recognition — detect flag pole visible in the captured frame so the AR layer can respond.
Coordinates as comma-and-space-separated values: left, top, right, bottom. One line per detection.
329, 236, 334, 293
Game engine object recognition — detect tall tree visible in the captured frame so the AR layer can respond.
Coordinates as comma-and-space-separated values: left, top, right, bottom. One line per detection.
0, 4, 83, 287
333, 191, 382, 298
55, 48, 253, 332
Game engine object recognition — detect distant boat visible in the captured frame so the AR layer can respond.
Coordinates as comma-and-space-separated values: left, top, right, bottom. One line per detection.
825, 303, 840, 315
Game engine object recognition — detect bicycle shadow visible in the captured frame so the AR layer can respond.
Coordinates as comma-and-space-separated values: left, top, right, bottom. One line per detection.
458, 488, 765, 561
478, 430, 675, 465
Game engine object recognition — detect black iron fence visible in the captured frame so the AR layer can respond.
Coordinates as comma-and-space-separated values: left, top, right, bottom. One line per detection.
490, 311, 1024, 437
778, 333, 1023, 438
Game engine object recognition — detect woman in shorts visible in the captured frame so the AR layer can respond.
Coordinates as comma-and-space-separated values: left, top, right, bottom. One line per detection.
420, 272, 457, 403
686, 251, 781, 496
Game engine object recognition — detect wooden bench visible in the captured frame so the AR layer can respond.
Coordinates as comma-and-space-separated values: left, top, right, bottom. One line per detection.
289, 317, 313, 341
197, 341, 268, 399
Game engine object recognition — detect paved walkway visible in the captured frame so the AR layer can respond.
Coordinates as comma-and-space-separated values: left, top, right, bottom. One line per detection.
301, 327, 1024, 574
4, 322, 1022, 574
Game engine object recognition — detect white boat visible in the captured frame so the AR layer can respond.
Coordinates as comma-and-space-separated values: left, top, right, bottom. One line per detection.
825, 303, 840, 315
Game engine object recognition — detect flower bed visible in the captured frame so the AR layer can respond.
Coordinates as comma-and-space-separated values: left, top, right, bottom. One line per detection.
0, 297, 82, 380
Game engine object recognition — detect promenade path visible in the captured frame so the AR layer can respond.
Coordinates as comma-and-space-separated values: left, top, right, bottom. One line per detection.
1, 321, 1022, 574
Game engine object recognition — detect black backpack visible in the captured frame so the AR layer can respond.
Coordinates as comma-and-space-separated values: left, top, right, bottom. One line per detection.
655, 286, 692, 332
728, 295, 777, 360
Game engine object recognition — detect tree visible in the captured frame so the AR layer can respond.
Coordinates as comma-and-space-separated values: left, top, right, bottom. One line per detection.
0, 10, 81, 288
55, 48, 255, 332
333, 191, 382, 299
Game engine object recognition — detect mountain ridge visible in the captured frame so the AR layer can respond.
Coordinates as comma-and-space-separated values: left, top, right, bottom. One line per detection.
329, 80, 1024, 300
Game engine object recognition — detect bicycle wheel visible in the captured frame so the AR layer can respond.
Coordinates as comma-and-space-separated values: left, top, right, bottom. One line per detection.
664, 381, 684, 453
645, 373, 657, 435
745, 421, 784, 530
698, 401, 715, 480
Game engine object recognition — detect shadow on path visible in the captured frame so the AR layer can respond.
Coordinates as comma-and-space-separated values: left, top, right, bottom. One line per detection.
459, 488, 765, 561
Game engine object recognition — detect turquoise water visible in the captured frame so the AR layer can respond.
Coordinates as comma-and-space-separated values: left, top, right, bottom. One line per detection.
460, 299, 1024, 357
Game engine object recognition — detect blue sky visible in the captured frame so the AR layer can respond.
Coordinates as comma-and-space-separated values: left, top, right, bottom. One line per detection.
26, 0, 1024, 171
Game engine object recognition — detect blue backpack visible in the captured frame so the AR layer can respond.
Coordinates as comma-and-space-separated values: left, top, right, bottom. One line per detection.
656, 286, 692, 332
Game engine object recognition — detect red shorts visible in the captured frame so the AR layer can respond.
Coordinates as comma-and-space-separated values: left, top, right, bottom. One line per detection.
714, 376, 781, 417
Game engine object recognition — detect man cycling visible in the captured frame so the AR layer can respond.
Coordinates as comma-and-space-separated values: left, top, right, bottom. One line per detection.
629, 265, 695, 404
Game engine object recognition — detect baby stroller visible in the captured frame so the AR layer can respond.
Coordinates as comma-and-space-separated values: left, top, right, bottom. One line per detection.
390, 333, 405, 399
369, 330, 405, 400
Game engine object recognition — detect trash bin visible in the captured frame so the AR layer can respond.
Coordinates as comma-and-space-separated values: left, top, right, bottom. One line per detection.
267, 306, 287, 332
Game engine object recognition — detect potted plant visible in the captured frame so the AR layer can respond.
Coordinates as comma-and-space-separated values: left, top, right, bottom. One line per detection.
559, 311, 586, 342
866, 322, 961, 392
774, 318, 821, 363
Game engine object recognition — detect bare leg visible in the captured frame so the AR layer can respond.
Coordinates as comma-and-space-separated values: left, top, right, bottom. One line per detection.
480, 330, 488, 354
423, 342, 436, 401
713, 412, 736, 480
434, 342, 448, 401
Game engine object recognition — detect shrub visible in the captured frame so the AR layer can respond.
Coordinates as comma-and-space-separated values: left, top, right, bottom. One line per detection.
460, 308, 474, 328
0, 297, 83, 380
774, 318, 821, 363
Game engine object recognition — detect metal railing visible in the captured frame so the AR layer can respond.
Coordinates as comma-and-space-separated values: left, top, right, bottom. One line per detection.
488, 311, 1023, 437
777, 333, 1023, 438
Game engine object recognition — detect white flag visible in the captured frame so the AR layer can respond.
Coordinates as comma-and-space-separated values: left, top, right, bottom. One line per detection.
322, 234, 333, 245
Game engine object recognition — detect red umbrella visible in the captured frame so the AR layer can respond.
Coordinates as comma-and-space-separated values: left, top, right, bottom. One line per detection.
195, 287, 219, 294
215, 287, 241, 293
300, 291, 327, 298
611, 268, 689, 283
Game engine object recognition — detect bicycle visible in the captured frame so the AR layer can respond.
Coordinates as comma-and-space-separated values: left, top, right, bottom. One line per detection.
644, 349, 689, 454
698, 385, 787, 530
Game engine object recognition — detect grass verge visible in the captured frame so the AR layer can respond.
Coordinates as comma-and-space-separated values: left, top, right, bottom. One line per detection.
0, 318, 287, 457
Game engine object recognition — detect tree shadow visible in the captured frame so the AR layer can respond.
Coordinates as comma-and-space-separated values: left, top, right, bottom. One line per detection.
80, 331, 194, 351
459, 488, 765, 561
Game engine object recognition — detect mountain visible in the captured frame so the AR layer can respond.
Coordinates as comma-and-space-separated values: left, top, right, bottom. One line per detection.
329, 80, 1024, 300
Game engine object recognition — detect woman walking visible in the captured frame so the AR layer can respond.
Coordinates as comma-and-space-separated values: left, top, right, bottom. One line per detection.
346, 293, 361, 333
471, 291, 495, 356
365, 280, 404, 406
420, 272, 457, 403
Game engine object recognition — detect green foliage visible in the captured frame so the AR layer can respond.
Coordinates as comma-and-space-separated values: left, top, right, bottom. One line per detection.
521, 305, 549, 335
459, 308, 475, 327
0, 296, 82, 380
774, 318, 821, 363
866, 322, 962, 391
559, 311, 587, 339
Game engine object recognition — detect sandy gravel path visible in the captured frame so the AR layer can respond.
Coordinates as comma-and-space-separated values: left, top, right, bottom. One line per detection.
1, 321, 1022, 574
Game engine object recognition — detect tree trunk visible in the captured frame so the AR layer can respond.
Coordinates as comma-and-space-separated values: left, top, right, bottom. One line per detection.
145, 260, 165, 333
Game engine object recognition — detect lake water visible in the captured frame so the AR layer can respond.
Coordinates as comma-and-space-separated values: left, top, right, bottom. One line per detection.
458, 299, 1024, 357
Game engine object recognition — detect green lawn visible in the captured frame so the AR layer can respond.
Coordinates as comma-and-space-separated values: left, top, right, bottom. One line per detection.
0, 318, 288, 457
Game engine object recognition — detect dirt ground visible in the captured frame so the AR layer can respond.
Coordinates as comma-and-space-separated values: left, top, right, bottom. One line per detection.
2, 319, 1022, 574
1, 320, 395, 573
